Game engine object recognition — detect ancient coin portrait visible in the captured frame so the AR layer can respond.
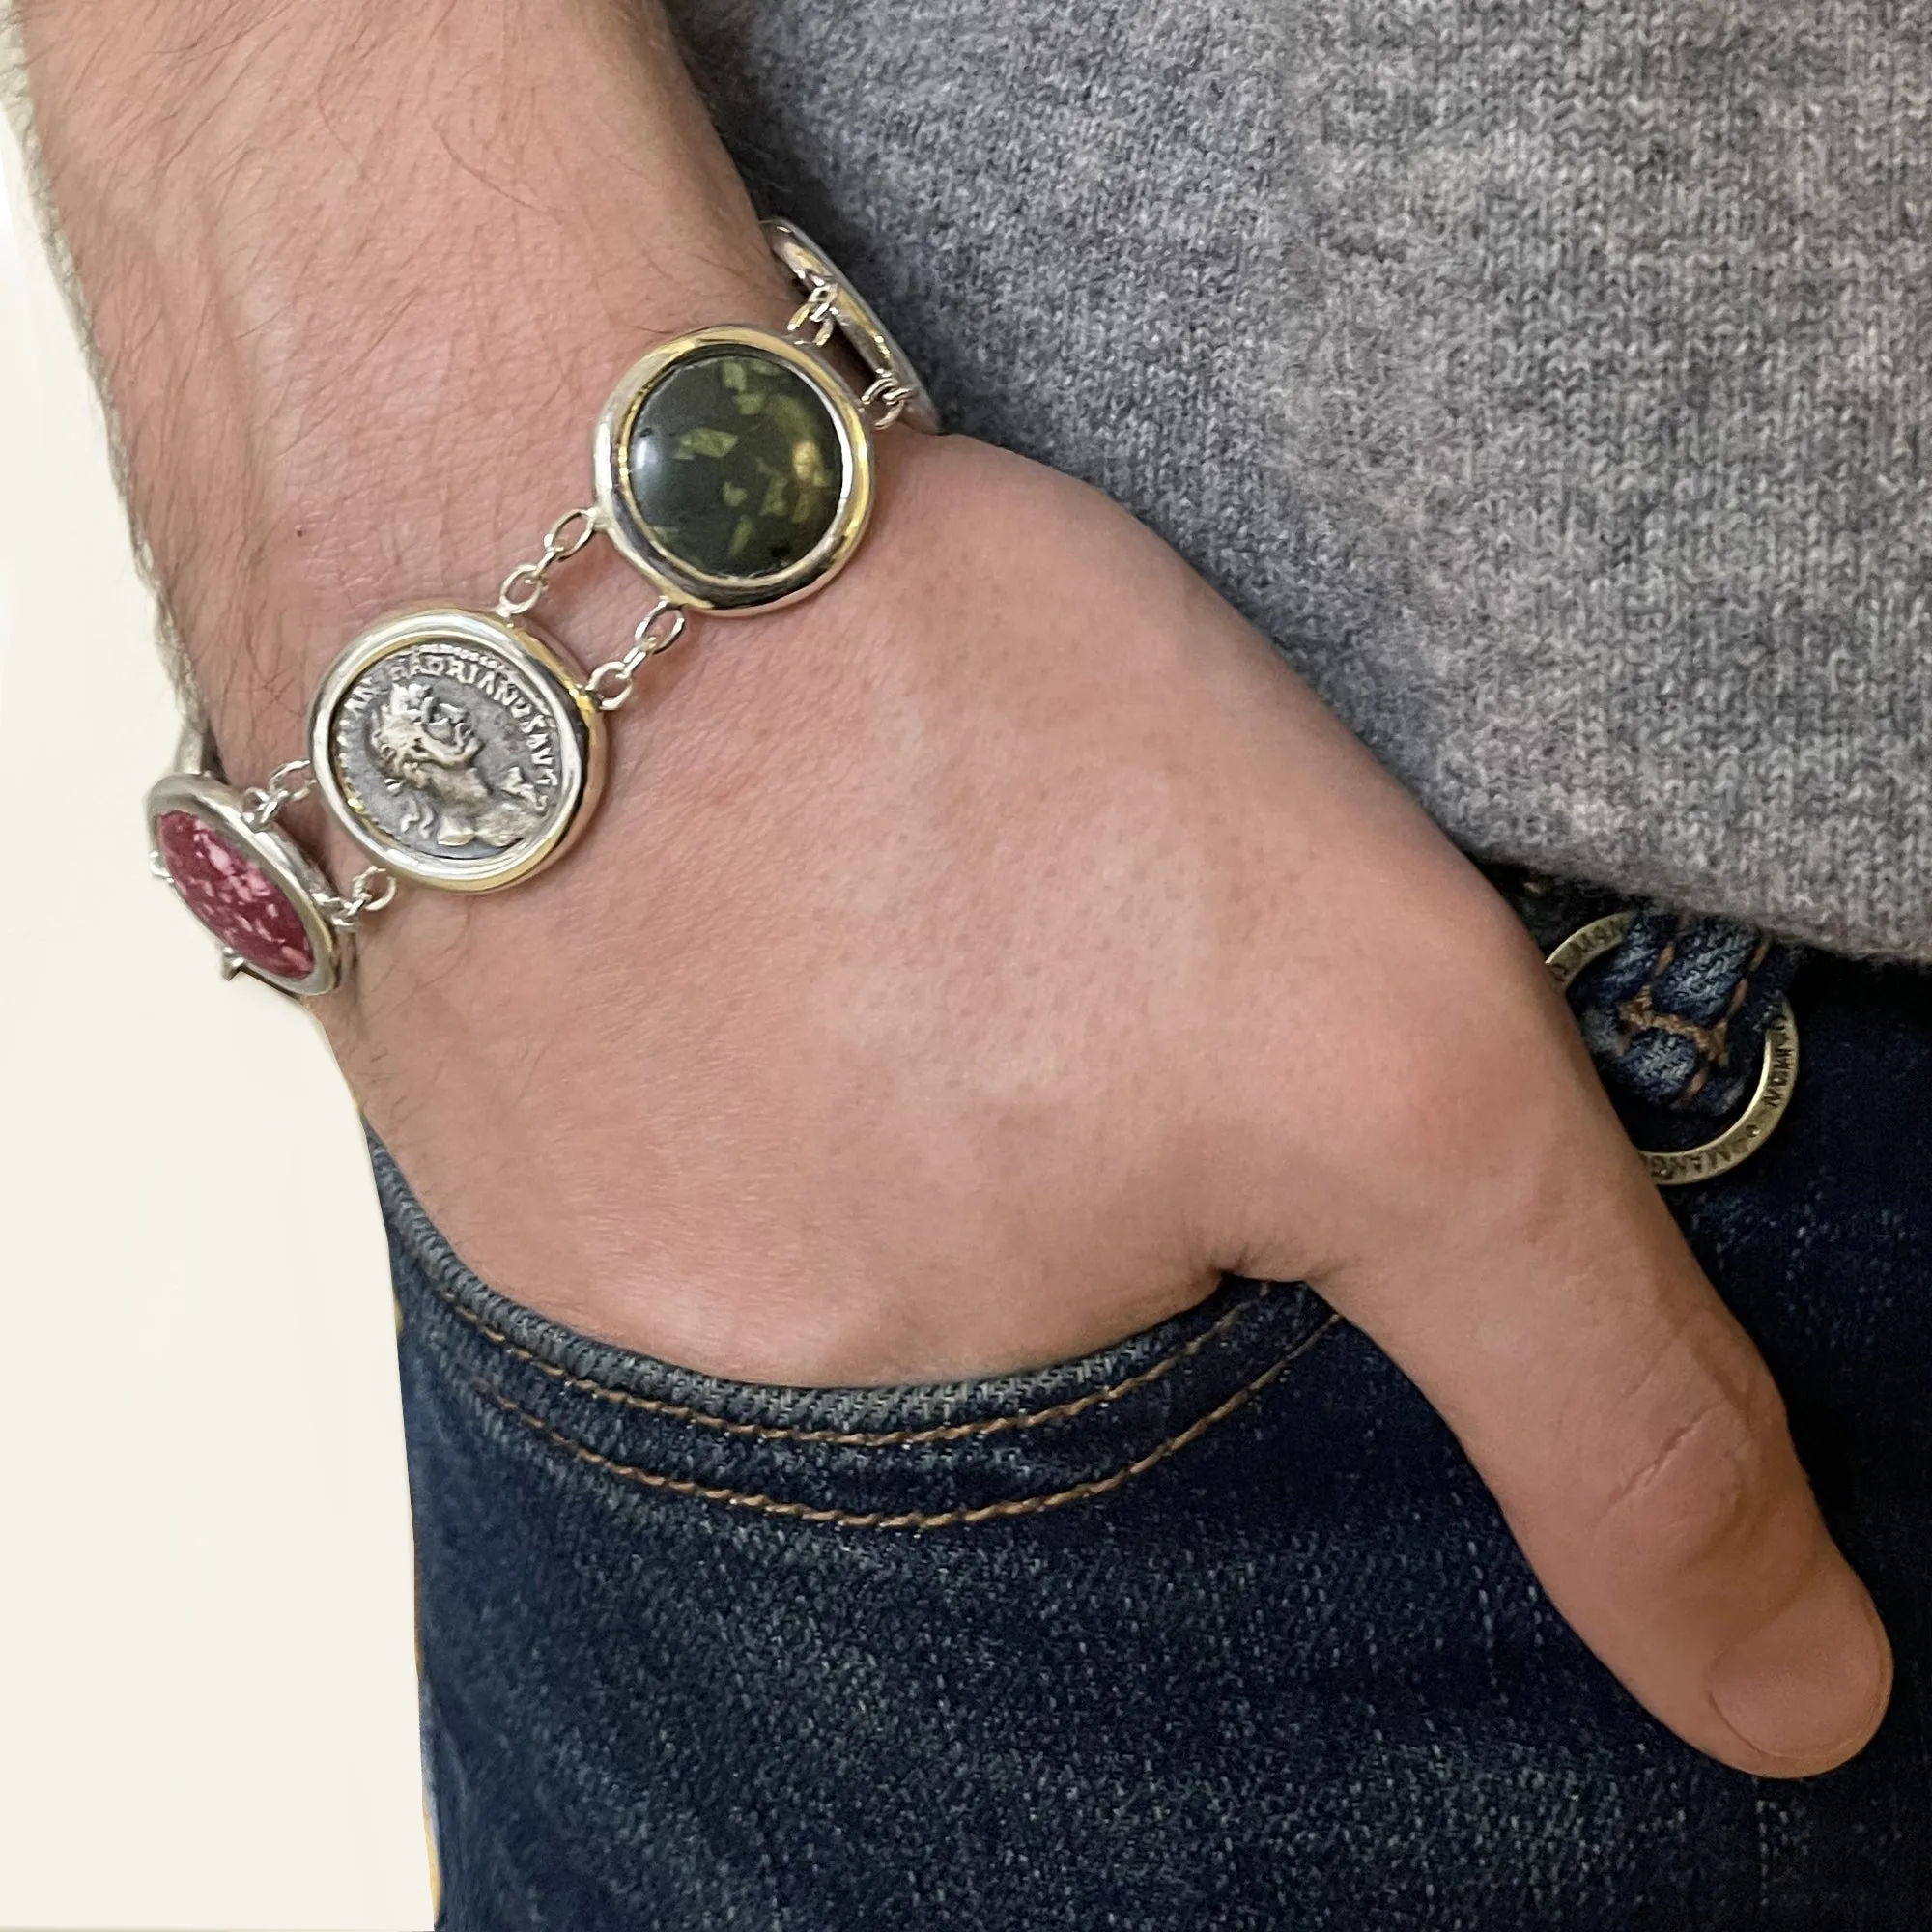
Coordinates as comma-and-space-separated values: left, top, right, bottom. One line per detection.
363, 678, 547, 850
326, 634, 575, 875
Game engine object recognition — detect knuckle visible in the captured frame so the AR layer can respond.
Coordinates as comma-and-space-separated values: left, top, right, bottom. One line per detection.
1591, 1370, 1788, 1574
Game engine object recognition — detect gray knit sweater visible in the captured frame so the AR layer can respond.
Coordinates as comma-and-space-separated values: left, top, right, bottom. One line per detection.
669, 0, 1932, 958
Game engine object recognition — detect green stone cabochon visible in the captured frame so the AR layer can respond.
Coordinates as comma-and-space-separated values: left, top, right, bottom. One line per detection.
626, 350, 843, 582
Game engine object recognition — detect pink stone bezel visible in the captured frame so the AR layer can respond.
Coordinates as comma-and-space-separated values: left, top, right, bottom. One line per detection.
146, 771, 347, 998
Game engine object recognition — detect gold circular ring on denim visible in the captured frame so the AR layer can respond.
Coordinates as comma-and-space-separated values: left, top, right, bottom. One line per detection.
1548, 911, 1799, 1185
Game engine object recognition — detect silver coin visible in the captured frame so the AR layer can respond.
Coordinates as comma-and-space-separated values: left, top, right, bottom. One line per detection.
309, 610, 602, 893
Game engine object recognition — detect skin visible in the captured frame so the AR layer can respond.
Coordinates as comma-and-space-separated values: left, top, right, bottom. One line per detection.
17, 0, 1891, 1779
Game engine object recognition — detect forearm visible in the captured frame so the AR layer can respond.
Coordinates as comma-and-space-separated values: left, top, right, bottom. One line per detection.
17, 0, 888, 1145
18, 0, 782, 780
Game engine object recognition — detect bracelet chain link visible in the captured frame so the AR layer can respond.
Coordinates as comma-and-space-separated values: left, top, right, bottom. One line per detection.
584, 599, 689, 712
496, 505, 603, 619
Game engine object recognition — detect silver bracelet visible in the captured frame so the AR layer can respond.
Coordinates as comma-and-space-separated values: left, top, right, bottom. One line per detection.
147, 223, 936, 996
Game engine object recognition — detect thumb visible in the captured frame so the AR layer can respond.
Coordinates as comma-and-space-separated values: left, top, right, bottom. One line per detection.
1254, 1035, 1890, 1777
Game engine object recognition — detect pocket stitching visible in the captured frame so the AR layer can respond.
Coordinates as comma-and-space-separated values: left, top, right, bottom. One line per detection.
469, 1312, 1343, 1530
431, 1275, 1289, 1446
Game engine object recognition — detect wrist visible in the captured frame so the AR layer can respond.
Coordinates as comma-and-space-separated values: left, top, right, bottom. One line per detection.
33, 0, 1054, 1378
321, 421, 974, 1008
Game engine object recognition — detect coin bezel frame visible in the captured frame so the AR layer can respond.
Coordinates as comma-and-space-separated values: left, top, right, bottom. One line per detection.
307, 606, 607, 894
592, 325, 875, 614
148, 769, 347, 997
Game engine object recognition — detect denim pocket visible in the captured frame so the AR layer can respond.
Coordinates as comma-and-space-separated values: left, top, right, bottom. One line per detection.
374, 1142, 1338, 1531
382, 961, 1932, 1930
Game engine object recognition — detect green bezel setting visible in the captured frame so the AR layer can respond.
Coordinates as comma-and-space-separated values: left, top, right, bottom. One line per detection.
593, 326, 874, 614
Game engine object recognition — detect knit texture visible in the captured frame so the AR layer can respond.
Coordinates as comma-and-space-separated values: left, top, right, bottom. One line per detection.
668, 0, 1932, 958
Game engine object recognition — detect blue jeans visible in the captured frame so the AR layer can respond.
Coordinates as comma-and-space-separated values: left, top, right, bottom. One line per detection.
385, 901, 1932, 1928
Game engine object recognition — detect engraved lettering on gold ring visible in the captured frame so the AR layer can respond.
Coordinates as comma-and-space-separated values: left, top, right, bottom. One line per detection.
1545, 911, 1799, 1187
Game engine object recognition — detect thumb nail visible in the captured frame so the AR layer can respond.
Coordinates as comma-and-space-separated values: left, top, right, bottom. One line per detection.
1708, 1562, 1892, 1771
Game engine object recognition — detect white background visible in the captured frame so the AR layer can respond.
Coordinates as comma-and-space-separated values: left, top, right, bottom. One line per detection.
0, 114, 435, 1931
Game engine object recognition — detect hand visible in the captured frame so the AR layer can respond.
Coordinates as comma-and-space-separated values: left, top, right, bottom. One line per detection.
20, 0, 1889, 1782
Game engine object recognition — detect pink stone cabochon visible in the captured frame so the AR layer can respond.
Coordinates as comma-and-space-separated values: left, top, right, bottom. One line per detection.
155, 810, 316, 980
